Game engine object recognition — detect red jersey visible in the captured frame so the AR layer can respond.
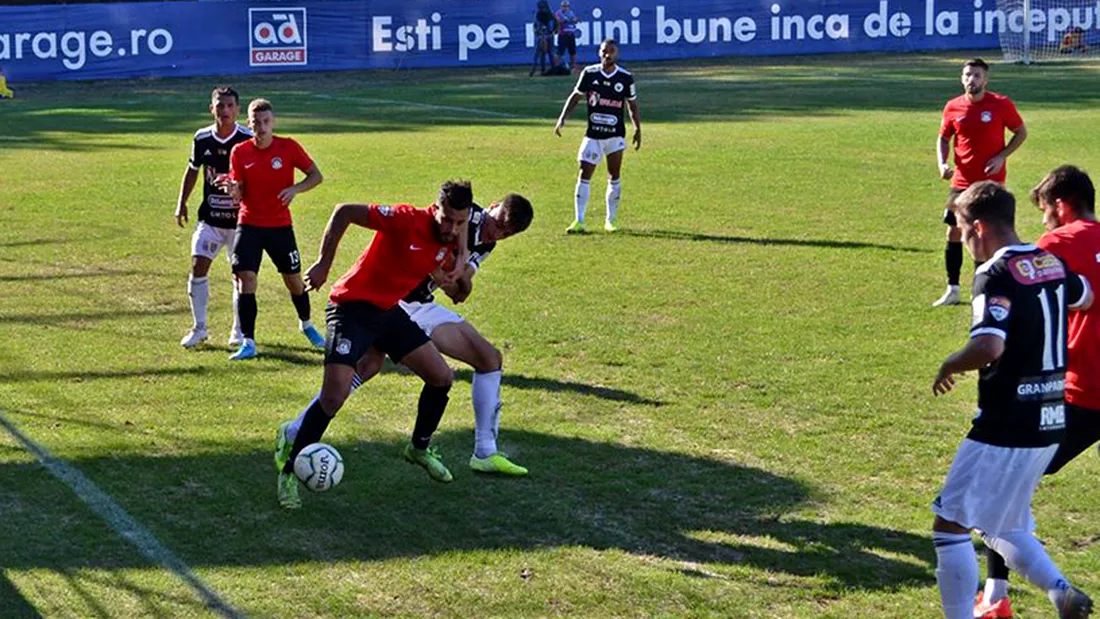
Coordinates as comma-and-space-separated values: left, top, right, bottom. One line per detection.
329, 204, 454, 309
229, 136, 314, 228
939, 92, 1023, 189
1037, 219, 1100, 410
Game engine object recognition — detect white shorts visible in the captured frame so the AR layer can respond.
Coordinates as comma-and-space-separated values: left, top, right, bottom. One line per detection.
932, 438, 1058, 536
190, 221, 236, 261
398, 300, 464, 336
577, 136, 627, 165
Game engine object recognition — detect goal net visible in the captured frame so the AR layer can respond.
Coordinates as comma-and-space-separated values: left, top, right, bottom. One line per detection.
996, 0, 1100, 63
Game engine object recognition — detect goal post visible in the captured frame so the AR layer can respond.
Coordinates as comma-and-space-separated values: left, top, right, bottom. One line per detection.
996, 0, 1100, 63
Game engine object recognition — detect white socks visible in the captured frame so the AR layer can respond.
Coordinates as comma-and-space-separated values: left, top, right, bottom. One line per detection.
574, 178, 590, 223
189, 274, 241, 336
606, 178, 621, 224
188, 276, 209, 330
231, 285, 242, 337
983, 578, 1009, 604
982, 531, 1070, 609
935, 532, 978, 619
472, 370, 503, 458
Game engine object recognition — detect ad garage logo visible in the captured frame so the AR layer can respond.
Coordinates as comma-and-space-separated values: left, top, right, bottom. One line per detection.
249, 8, 307, 67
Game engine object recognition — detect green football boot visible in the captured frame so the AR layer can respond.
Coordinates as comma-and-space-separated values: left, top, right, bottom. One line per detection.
469, 453, 529, 476
403, 443, 454, 483
277, 472, 302, 510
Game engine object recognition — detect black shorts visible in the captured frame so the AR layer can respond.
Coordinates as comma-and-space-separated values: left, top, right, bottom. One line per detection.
324, 301, 431, 368
1045, 403, 1100, 475
557, 32, 576, 57
943, 188, 964, 226
232, 224, 301, 274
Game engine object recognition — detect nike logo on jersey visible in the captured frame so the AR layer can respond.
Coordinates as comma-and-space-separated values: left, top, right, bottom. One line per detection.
409, 244, 422, 250
245, 162, 256, 168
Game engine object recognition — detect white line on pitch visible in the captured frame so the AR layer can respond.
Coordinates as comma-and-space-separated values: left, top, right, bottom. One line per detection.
311, 93, 527, 118
0, 410, 245, 619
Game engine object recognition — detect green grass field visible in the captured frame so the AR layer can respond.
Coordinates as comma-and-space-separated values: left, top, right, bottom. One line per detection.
2, 52, 1100, 618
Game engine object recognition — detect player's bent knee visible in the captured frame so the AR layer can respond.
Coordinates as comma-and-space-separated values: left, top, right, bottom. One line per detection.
356, 355, 383, 382
932, 515, 969, 534
475, 346, 503, 373
235, 272, 258, 293
191, 257, 213, 278
425, 365, 453, 389
318, 390, 348, 416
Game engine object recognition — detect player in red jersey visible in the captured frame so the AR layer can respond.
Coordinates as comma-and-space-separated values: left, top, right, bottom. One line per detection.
273, 181, 471, 509
934, 59, 1028, 307
220, 98, 325, 360
978, 165, 1100, 619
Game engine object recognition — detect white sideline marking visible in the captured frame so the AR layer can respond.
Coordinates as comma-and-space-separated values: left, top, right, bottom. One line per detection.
0, 411, 244, 619
311, 93, 526, 118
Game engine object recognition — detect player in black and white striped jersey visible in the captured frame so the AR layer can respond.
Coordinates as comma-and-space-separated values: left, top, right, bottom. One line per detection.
554, 38, 641, 234
175, 86, 253, 348
277, 194, 535, 476
929, 181, 1094, 619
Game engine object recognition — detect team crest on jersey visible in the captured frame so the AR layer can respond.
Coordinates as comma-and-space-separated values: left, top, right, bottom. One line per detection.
436, 249, 447, 261
614, 82, 624, 93
378, 205, 393, 217
336, 338, 351, 355
980, 111, 993, 123
271, 157, 283, 170
1010, 253, 1064, 284
988, 296, 1011, 321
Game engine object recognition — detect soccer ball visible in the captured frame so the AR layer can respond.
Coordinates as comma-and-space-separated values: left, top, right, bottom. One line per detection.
293, 443, 344, 492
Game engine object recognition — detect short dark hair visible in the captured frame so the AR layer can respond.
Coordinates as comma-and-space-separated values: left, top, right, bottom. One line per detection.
212, 86, 239, 104
438, 180, 473, 211
248, 98, 273, 115
955, 181, 1016, 228
963, 58, 989, 72
499, 193, 534, 234
1030, 165, 1095, 216
602, 38, 619, 48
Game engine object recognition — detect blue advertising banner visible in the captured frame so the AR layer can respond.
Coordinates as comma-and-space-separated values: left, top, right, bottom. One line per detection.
0, 0, 1084, 82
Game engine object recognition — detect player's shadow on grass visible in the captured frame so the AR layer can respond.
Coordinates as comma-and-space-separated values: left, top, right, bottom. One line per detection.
378, 361, 664, 407
0, 431, 932, 594
619, 228, 930, 254
0, 570, 43, 619
0, 365, 211, 384
0, 306, 187, 327
0, 269, 143, 283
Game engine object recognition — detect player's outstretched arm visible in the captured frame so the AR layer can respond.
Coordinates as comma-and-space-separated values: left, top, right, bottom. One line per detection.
932, 335, 1005, 395
554, 93, 582, 136
175, 167, 199, 227
304, 203, 372, 292
628, 99, 642, 150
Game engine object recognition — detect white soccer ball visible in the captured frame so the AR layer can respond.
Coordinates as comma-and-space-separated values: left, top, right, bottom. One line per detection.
293, 443, 344, 492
